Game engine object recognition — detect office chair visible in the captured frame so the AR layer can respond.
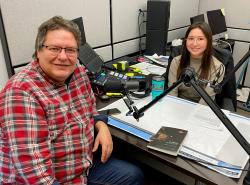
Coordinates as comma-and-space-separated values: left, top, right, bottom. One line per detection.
213, 46, 237, 112
164, 45, 237, 112
164, 45, 182, 88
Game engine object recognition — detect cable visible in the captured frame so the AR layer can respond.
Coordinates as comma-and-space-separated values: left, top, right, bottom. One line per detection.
139, 21, 146, 55
212, 63, 225, 85
138, 10, 142, 56
93, 85, 104, 97
194, 62, 225, 88
218, 39, 233, 53
138, 9, 146, 56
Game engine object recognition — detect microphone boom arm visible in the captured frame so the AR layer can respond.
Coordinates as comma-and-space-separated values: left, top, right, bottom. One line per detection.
130, 67, 250, 184
215, 50, 250, 93
133, 69, 250, 154
133, 78, 183, 120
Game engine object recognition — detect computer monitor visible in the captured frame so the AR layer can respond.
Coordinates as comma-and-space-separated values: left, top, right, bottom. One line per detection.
71, 17, 86, 45
207, 9, 227, 40
190, 14, 205, 24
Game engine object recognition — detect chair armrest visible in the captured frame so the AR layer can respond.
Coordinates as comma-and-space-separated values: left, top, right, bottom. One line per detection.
221, 98, 236, 112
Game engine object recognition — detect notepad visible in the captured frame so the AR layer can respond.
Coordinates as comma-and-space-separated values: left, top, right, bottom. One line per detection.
147, 126, 188, 156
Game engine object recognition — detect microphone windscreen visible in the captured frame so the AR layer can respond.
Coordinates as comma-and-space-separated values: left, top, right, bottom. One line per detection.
103, 79, 123, 92
123, 80, 140, 91
103, 79, 142, 92
138, 80, 147, 92
181, 67, 195, 83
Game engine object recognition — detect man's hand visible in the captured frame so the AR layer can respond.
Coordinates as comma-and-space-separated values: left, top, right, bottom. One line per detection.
92, 121, 113, 163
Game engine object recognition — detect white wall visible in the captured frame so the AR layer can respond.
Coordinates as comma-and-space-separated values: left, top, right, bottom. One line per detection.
0, 41, 9, 89
198, 0, 250, 29
111, 0, 199, 58
0, 0, 111, 67
199, 0, 250, 87
167, 0, 199, 42
111, 0, 147, 58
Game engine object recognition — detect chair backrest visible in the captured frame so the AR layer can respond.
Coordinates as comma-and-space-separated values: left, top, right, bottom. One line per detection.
213, 47, 237, 111
165, 45, 237, 111
164, 45, 182, 87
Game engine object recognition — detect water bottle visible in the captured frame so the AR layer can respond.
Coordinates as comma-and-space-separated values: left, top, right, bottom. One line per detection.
151, 76, 165, 100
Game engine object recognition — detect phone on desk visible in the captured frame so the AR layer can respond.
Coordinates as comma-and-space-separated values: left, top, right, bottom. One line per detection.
98, 108, 121, 115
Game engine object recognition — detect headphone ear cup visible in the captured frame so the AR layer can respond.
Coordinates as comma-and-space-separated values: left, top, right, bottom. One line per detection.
129, 80, 151, 98
130, 90, 150, 98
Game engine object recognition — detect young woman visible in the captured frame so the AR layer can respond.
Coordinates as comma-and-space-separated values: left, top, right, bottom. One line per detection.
168, 22, 225, 105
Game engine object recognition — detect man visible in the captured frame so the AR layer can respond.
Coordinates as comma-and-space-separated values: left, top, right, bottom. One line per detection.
0, 16, 144, 184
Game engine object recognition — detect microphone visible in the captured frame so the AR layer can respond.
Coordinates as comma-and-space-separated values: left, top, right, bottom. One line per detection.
180, 67, 196, 86
103, 79, 146, 92
181, 67, 223, 94
197, 67, 223, 94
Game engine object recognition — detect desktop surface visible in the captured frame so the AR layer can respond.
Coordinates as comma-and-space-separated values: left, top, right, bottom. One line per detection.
96, 96, 249, 185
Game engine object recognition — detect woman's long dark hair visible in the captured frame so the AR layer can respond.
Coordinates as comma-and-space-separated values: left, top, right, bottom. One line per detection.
177, 22, 213, 80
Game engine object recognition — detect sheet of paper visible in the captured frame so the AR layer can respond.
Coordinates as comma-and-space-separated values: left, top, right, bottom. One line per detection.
130, 62, 166, 75
187, 104, 229, 131
180, 146, 242, 178
184, 104, 233, 158
144, 55, 169, 67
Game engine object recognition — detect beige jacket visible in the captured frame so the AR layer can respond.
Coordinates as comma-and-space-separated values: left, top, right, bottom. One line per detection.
168, 55, 225, 105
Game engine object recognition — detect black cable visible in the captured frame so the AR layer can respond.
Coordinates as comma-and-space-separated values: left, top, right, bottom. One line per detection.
138, 10, 143, 56
212, 63, 225, 85
138, 9, 146, 56
193, 62, 225, 88
139, 21, 146, 54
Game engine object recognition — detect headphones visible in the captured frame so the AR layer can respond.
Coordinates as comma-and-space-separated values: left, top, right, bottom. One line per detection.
130, 88, 151, 99
129, 78, 151, 99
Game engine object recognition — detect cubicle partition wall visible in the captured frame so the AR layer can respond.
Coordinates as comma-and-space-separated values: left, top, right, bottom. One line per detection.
0, 0, 199, 78
0, 0, 112, 77
199, 0, 250, 87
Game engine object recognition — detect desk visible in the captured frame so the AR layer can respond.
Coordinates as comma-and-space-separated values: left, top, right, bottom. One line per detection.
109, 125, 247, 185
96, 96, 249, 185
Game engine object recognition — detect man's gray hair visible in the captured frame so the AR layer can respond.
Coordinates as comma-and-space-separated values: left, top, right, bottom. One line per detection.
33, 16, 81, 59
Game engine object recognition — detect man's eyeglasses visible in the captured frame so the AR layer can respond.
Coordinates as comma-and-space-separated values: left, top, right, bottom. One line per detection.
42, 44, 79, 57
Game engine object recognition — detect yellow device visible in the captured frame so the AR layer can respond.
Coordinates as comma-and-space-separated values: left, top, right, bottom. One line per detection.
130, 66, 141, 73
125, 72, 134, 77
113, 61, 129, 71
106, 92, 123, 97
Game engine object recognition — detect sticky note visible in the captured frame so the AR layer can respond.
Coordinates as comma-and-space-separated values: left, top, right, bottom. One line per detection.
221, 8, 225, 16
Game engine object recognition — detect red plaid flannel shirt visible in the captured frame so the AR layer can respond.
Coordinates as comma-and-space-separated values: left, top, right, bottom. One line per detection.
0, 60, 98, 184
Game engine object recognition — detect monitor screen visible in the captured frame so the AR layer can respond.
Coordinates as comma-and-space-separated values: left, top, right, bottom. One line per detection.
190, 14, 205, 24
72, 17, 86, 45
78, 43, 103, 75
207, 9, 227, 40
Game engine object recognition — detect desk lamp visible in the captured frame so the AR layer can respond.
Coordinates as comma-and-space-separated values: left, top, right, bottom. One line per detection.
124, 50, 250, 184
